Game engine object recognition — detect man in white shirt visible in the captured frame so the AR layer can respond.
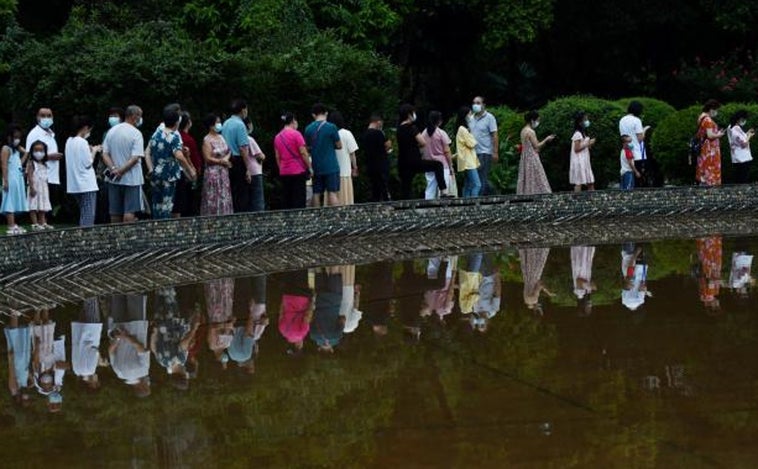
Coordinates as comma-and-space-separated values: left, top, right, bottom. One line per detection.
26, 107, 64, 215
102, 105, 145, 223
71, 298, 105, 391
108, 294, 151, 398
618, 101, 651, 187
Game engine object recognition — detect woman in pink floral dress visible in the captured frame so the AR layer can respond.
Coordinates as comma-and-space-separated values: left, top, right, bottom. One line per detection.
696, 100, 725, 187
200, 114, 233, 215
517, 110, 556, 195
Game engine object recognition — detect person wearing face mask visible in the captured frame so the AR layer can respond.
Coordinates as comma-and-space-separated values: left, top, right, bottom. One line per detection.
569, 111, 596, 192
65, 116, 101, 227
618, 101, 651, 187
396, 104, 449, 199
147, 110, 197, 219
274, 112, 311, 209
26, 140, 53, 230
468, 96, 498, 196
101, 105, 146, 223
25, 108, 63, 218
1, 125, 29, 235
517, 110, 555, 195
200, 114, 233, 215
696, 99, 726, 187
174, 112, 203, 217
727, 109, 754, 184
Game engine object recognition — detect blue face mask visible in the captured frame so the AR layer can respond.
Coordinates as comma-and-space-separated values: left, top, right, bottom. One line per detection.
214, 123, 223, 133
108, 116, 121, 127
40, 117, 53, 129
583, 120, 591, 128
472, 104, 483, 114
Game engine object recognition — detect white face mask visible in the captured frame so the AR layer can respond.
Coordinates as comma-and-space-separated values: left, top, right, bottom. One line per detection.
739, 120, 747, 127
472, 104, 483, 114
12, 138, 20, 147
33, 151, 45, 161
84, 131, 91, 140
533, 120, 540, 128
411, 113, 417, 122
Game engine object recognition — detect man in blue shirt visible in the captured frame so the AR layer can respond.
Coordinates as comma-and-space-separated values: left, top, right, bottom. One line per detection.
304, 103, 342, 207
468, 96, 499, 196
222, 99, 251, 213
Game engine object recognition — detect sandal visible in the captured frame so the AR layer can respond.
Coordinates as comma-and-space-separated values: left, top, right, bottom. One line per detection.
42, 224, 54, 230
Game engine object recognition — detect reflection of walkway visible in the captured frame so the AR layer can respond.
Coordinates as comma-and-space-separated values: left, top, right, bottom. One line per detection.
4, 213, 758, 316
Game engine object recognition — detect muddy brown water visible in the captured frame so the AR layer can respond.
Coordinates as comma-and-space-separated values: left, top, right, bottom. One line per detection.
2, 236, 757, 467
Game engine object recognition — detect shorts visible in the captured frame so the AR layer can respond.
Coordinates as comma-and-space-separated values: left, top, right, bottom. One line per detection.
312, 172, 340, 194
108, 183, 143, 216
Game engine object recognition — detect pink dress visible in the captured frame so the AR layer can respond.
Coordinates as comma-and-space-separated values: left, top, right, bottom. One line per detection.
517, 129, 552, 195
569, 131, 595, 185
200, 135, 233, 216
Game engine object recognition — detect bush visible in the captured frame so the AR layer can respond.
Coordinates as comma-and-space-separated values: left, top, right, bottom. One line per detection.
651, 105, 701, 184
654, 102, 758, 184
533, 96, 626, 190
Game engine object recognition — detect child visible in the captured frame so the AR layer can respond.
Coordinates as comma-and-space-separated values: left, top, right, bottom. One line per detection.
620, 135, 642, 190
26, 140, 53, 230
1, 125, 30, 235
32, 309, 69, 412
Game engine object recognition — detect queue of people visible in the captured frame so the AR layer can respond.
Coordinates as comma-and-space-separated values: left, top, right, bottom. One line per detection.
1, 98, 756, 234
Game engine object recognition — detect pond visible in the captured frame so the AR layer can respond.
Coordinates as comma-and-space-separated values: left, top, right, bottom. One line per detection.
2, 235, 757, 467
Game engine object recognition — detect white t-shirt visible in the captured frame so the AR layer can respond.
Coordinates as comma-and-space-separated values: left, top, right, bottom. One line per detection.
65, 136, 99, 193
109, 320, 150, 384
103, 123, 145, 186
246, 136, 264, 176
619, 115, 644, 161
336, 129, 359, 177
730, 253, 754, 289
728, 125, 753, 163
71, 322, 102, 377
620, 149, 635, 175
339, 285, 363, 333
26, 125, 61, 184
474, 275, 501, 315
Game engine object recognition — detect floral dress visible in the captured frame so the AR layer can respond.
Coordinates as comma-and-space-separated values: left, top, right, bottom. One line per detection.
149, 129, 182, 219
696, 115, 722, 186
200, 135, 233, 216
517, 129, 552, 195
697, 236, 722, 305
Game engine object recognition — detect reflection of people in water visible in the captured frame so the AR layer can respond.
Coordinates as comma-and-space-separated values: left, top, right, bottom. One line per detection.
71, 298, 107, 391
32, 308, 68, 412
729, 243, 755, 298
108, 294, 151, 398
696, 236, 723, 312
228, 275, 268, 373
472, 254, 501, 331
150, 288, 201, 389
4, 312, 33, 406
519, 248, 554, 314
279, 270, 313, 353
338, 265, 363, 334
204, 278, 235, 368
571, 245, 597, 316
423, 256, 457, 324
311, 268, 345, 352
362, 262, 395, 337
621, 243, 651, 311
